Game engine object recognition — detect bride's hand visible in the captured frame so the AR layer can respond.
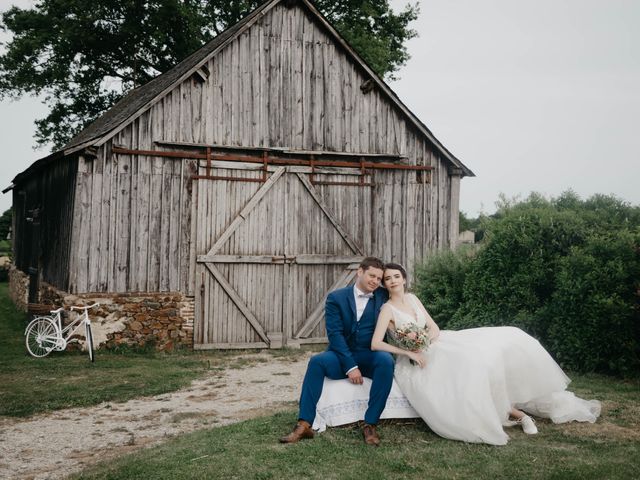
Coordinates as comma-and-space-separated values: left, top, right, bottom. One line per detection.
408, 351, 426, 368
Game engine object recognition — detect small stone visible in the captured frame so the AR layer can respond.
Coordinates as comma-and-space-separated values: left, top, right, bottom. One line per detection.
129, 321, 143, 331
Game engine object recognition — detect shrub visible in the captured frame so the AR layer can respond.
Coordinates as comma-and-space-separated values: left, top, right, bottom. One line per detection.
414, 192, 640, 376
453, 206, 588, 339
546, 230, 640, 375
414, 246, 475, 329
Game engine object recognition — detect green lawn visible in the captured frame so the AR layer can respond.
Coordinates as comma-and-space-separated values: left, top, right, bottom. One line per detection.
0, 283, 310, 417
74, 399, 640, 480
2, 281, 639, 479
70, 335, 639, 480
0, 283, 214, 416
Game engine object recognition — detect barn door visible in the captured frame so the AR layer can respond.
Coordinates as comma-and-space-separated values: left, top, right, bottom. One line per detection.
194, 166, 363, 349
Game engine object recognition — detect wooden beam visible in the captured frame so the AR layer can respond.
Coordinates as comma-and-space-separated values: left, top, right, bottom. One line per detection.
204, 263, 270, 344
296, 173, 364, 255
294, 255, 363, 264
198, 254, 287, 263
206, 167, 286, 256
197, 255, 363, 265
155, 140, 407, 159
294, 268, 358, 339
113, 146, 432, 170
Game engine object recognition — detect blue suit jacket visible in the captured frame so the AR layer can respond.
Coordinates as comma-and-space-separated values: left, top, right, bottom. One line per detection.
325, 285, 389, 374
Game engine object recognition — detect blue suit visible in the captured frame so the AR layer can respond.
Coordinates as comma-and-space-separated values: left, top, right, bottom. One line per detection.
298, 285, 394, 425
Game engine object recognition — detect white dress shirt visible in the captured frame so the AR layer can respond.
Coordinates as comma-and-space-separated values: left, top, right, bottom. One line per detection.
346, 285, 373, 374
354, 285, 373, 321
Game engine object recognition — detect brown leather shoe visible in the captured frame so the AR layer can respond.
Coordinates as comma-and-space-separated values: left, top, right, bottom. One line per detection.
279, 420, 314, 443
363, 423, 380, 446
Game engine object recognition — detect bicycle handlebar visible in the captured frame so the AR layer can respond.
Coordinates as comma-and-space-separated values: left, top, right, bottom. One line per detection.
50, 307, 64, 314
70, 303, 100, 311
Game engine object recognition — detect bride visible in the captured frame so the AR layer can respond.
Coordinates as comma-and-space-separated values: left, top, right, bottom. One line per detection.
371, 263, 601, 445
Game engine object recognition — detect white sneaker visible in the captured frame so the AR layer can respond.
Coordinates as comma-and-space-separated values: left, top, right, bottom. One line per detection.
518, 415, 538, 435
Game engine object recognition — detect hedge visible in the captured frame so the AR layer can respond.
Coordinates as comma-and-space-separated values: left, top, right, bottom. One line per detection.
414, 192, 640, 376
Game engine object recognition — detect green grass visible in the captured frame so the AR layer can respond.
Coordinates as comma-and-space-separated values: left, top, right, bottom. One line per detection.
69, 342, 639, 480
74, 398, 640, 480
0, 283, 314, 417
3, 281, 639, 479
0, 239, 11, 256
0, 283, 211, 416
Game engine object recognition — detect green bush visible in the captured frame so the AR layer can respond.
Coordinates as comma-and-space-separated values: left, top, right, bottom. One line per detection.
414, 246, 475, 329
453, 207, 588, 338
414, 192, 640, 376
546, 231, 640, 375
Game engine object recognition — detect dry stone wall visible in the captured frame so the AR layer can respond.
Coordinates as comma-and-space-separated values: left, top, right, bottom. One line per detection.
8, 266, 29, 312
10, 267, 194, 351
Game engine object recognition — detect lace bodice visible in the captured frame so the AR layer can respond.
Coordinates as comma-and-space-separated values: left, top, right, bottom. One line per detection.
386, 294, 428, 331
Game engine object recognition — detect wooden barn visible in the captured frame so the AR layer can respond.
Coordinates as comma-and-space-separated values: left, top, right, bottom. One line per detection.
7, 0, 474, 350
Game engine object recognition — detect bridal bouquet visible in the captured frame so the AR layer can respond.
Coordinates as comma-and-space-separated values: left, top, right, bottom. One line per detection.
392, 323, 430, 352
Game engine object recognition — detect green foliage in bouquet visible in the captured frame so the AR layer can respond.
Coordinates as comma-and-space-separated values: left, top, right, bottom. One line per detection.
414, 191, 640, 376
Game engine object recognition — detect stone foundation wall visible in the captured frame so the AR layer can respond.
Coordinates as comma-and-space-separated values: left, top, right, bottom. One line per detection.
8, 266, 29, 312
9, 265, 194, 351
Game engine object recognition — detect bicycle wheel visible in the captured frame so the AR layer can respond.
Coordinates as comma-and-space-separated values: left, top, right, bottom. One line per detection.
25, 317, 59, 358
85, 322, 95, 363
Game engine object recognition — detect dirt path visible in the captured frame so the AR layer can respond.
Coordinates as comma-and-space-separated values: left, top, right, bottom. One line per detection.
0, 352, 312, 480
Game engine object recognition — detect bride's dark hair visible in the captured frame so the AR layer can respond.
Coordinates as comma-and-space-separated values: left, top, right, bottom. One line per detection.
383, 263, 407, 284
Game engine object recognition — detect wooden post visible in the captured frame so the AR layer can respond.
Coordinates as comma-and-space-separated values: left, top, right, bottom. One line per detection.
448, 167, 462, 249
26, 206, 41, 304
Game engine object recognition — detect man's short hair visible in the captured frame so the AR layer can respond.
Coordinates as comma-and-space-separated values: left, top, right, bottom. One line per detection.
359, 256, 384, 272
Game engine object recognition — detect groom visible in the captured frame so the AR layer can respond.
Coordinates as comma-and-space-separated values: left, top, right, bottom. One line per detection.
279, 257, 394, 446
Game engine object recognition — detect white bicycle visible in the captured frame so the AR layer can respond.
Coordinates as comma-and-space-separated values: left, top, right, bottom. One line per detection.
25, 303, 99, 362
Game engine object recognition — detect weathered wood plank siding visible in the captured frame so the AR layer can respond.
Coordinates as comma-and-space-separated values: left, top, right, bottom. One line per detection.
67, 2, 457, 295
13, 156, 77, 291
67, 147, 195, 293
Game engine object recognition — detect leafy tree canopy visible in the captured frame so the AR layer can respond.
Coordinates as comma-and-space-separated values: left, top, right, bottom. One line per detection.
0, 0, 419, 150
0, 208, 11, 241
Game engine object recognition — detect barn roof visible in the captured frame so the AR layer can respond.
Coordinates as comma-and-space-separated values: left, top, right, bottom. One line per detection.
62, 2, 266, 153
12, 0, 473, 188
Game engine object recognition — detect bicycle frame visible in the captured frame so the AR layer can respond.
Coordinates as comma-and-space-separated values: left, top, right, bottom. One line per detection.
56, 309, 88, 344
25, 305, 96, 352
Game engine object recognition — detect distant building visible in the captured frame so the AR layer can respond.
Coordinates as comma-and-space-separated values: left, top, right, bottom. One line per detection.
458, 230, 476, 245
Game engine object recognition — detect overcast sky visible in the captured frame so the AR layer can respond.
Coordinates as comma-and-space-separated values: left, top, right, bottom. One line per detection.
1, 0, 639, 216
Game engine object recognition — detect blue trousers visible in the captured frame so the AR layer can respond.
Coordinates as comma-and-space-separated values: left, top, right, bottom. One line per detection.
298, 350, 395, 425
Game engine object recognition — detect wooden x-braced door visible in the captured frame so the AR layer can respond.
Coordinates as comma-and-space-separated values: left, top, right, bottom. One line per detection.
194, 165, 366, 349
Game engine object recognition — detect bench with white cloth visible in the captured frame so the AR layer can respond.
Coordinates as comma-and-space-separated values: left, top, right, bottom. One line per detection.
312, 377, 419, 432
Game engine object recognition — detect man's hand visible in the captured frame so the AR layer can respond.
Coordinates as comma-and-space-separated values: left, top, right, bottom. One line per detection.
347, 368, 364, 385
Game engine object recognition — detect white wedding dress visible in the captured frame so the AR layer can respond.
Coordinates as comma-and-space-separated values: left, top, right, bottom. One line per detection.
389, 296, 601, 445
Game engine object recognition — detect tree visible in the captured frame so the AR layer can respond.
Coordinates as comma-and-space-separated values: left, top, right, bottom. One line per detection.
0, 208, 11, 241
0, 0, 419, 150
